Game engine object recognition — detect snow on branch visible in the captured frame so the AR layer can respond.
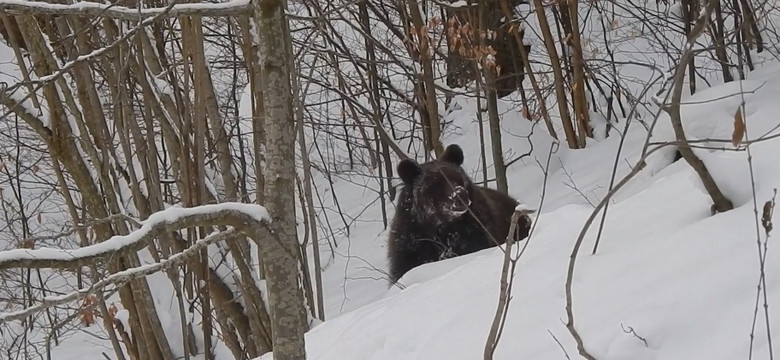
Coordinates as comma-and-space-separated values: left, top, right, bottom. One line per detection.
1, 0, 242, 114
0, 0, 252, 20
0, 228, 239, 324
0, 202, 270, 270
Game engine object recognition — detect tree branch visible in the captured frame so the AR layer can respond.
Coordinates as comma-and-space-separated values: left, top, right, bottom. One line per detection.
666, 0, 734, 213
0, 228, 239, 324
0, 203, 270, 270
0, 0, 252, 20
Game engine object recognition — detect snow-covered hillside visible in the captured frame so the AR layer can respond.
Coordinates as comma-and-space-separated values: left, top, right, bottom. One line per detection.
277, 60, 780, 359
1, 0, 776, 358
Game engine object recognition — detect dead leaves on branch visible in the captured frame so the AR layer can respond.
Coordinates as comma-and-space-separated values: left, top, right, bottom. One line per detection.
446, 18, 500, 72
79, 294, 100, 326
732, 107, 745, 147
762, 189, 776, 235
79, 294, 120, 327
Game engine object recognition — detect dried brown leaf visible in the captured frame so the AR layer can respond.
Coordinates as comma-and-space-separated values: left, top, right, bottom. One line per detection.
732, 107, 745, 147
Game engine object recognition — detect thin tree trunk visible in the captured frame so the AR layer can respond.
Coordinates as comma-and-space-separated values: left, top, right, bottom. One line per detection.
566, 0, 592, 146
668, 0, 734, 214
532, 0, 578, 149
252, 1, 309, 359
479, 1, 508, 194
406, 0, 444, 157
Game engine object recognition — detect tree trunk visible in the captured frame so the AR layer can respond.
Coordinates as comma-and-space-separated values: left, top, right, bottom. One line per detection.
406, 0, 444, 157
532, 0, 579, 149
566, 0, 592, 147
252, 1, 309, 359
479, 1, 508, 194
668, 0, 734, 214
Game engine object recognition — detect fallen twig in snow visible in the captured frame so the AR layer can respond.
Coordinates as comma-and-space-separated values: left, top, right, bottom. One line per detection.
621, 323, 648, 347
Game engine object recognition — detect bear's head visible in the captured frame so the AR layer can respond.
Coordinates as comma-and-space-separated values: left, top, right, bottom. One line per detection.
397, 144, 473, 225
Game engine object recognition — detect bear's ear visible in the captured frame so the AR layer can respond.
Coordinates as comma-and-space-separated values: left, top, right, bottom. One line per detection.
440, 144, 464, 166
397, 159, 422, 184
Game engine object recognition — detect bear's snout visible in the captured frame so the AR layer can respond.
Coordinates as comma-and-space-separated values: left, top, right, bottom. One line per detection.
448, 186, 471, 215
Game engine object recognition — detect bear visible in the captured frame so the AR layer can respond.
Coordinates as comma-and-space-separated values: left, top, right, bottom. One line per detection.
387, 144, 532, 284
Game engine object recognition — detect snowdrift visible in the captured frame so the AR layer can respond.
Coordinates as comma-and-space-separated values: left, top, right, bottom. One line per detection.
275, 64, 780, 360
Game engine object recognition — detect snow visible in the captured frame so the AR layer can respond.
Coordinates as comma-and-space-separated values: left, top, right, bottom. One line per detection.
256, 62, 780, 360
0, 0, 251, 17
0, 203, 269, 265
3, 0, 780, 359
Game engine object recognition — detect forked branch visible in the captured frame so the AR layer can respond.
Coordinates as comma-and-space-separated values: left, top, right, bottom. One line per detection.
666, 0, 734, 213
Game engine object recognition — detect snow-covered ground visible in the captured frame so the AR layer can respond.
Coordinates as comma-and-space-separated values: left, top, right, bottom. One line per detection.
278, 60, 780, 359
1, 0, 778, 359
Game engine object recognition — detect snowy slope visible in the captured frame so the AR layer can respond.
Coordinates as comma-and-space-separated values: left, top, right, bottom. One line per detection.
275, 61, 780, 360
11, 0, 777, 358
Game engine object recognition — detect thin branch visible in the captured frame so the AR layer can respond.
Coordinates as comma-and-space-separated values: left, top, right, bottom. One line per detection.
564, 141, 681, 360
0, 229, 237, 324
620, 323, 648, 347
0, 0, 252, 20
548, 329, 572, 360
21, 213, 142, 245
0, 203, 270, 270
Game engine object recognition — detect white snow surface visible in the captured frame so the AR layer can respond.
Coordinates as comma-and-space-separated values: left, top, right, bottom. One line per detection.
256, 64, 780, 359
3, 1, 777, 358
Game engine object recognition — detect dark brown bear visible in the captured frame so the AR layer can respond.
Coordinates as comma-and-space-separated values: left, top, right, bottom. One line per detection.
387, 144, 531, 284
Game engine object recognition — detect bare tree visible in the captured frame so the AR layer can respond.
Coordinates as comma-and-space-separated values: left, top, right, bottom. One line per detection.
252, 0, 309, 358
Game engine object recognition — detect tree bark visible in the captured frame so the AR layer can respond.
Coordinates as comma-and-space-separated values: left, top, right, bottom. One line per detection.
668, 0, 734, 214
566, 0, 592, 147
479, 1, 508, 194
532, 0, 578, 149
406, 0, 444, 157
253, 1, 309, 359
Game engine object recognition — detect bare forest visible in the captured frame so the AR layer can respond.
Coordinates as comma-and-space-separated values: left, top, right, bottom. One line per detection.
0, 0, 778, 359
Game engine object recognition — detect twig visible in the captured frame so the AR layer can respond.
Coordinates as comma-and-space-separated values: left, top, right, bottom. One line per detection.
591, 73, 664, 255
548, 329, 572, 360
738, 42, 774, 358
20, 213, 142, 245
483, 210, 526, 360
559, 161, 597, 208
484, 142, 555, 359
620, 323, 648, 347
564, 141, 679, 360
748, 188, 777, 360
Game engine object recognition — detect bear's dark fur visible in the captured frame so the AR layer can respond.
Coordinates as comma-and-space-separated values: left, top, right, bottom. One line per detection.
387, 144, 531, 284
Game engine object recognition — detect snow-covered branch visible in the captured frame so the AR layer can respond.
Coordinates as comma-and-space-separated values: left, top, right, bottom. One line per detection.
0, 0, 252, 20
0, 228, 238, 324
0, 203, 270, 270
2, 0, 232, 118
